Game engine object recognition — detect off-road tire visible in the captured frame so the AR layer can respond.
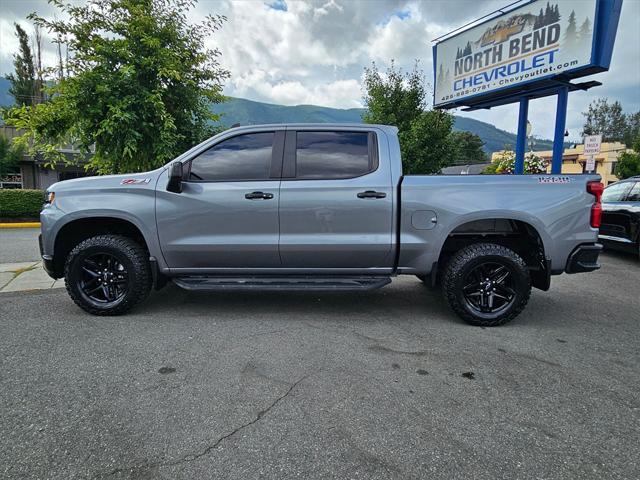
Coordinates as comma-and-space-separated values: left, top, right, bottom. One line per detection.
64, 235, 152, 315
442, 243, 531, 327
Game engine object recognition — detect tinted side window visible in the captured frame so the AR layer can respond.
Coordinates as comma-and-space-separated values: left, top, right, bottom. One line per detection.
626, 182, 640, 202
295, 131, 374, 179
189, 132, 274, 181
602, 182, 632, 202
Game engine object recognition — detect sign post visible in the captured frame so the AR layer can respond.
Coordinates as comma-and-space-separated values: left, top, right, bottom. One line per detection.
583, 134, 602, 173
515, 97, 529, 174
551, 86, 569, 174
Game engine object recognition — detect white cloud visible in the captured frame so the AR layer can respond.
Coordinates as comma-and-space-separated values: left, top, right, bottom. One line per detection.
368, 8, 429, 64
230, 68, 361, 107
203, 0, 382, 106
313, 0, 343, 18
269, 78, 362, 107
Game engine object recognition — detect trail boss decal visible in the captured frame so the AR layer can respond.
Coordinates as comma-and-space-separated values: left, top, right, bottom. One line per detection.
537, 176, 572, 184
120, 178, 151, 185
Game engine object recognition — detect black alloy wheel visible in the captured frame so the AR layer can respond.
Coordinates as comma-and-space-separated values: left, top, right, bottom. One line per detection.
442, 243, 531, 327
64, 235, 152, 315
79, 252, 129, 304
461, 261, 516, 315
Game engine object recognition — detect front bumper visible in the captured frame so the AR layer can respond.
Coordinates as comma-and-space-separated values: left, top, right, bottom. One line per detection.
565, 243, 603, 274
39, 234, 56, 279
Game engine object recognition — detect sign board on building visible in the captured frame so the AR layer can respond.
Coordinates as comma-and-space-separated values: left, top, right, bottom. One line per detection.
433, 0, 621, 109
583, 134, 602, 155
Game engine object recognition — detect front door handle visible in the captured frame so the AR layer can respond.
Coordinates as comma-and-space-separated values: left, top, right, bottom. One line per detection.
245, 191, 274, 200
357, 190, 386, 199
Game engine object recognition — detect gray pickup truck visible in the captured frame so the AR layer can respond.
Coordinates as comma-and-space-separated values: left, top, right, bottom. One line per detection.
40, 124, 604, 326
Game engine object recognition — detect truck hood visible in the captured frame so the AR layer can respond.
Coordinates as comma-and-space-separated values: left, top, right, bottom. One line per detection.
47, 168, 165, 193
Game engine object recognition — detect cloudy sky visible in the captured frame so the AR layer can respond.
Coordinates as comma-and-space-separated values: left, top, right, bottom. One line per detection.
1, 0, 638, 142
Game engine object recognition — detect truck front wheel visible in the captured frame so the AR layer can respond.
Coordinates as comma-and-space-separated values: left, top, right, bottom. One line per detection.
64, 235, 152, 315
442, 243, 531, 327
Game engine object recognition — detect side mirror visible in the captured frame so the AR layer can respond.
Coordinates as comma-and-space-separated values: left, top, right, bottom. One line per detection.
167, 162, 183, 193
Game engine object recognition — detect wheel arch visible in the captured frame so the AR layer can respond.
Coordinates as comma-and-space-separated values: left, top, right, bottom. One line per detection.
439, 211, 551, 253
434, 215, 550, 291
51, 215, 151, 278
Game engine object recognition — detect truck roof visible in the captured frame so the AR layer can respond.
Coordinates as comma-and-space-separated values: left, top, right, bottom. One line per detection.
223, 123, 399, 134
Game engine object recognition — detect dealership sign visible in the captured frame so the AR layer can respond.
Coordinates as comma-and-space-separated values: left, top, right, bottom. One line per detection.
433, 0, 603, 108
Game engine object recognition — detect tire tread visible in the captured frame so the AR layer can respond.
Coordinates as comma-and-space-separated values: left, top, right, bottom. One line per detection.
442, 243, 531, 327
64, 235, 151, 315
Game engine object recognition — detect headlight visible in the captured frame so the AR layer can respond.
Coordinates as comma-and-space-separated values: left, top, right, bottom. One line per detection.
45, 192, 55, 204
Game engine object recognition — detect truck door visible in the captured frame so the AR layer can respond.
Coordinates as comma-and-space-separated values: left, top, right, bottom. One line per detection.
278, 128, 394, 270
156, 129, 284, 270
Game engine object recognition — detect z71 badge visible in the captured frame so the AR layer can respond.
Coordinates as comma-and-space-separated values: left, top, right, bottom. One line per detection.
120, 178, 151, 185
537, 176, 572, 184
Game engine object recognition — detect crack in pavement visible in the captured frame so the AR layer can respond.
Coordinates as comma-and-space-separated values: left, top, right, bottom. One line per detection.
100, 374, 309, 478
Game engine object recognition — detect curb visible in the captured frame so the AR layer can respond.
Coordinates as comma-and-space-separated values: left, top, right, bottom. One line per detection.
0, 222, 41, 229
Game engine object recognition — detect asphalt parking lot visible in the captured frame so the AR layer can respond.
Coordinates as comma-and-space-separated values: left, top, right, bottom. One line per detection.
0, 228, 41, 263
1, 247, 639, 480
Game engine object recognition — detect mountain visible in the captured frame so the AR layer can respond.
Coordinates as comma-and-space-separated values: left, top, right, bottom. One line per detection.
211, 97, 554, 154
453, 115, 555, 153
210, 97, 365, 126
0, 78, 13, 107
0, 78, 553, 154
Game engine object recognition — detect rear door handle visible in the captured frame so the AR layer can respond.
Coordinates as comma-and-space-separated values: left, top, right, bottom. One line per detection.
357, 190, 386, 199
245, 191, 274, 200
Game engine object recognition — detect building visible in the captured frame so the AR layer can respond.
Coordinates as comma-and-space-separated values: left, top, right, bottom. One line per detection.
0, 126, 91, 190
491, 142, 630, 185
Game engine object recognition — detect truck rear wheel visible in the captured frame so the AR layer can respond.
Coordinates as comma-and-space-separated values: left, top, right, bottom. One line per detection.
64, 235, 152, 315
442, 243, 531, 327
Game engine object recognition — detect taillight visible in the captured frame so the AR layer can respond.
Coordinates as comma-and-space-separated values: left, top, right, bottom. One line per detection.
587, 181, 604, 228
590, 203, 602, 228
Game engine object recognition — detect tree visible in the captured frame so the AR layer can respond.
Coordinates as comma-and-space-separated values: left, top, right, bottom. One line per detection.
545, 2, 552, 21
5, 0, 229, 174
582, 98, 627, 142
361, 61, 457, 174
437, 64, 445, 87
578, 17, 592, 43
623, 111, 640, 148
534, 8, 544, 29
402, 109, 457, 174
362, 61, 426, 133
0, 133, 25, 179
449, 131, 486, 165
615, 137, 640, 180
33, 24, 45, 104
564, 10, 578, 50
5, 23, 36, 106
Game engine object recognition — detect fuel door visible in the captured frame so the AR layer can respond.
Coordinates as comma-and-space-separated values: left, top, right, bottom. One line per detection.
411, 210, 438, 230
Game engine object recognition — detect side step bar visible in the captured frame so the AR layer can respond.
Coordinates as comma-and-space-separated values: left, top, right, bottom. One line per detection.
172, 276, 391, 292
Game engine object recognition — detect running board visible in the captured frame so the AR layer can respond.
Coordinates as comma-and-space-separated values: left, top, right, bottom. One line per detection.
172, 275, 391, 291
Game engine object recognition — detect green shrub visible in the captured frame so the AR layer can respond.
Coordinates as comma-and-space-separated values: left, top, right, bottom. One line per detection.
0, 189, 45, 218
482, 150, 548, 174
